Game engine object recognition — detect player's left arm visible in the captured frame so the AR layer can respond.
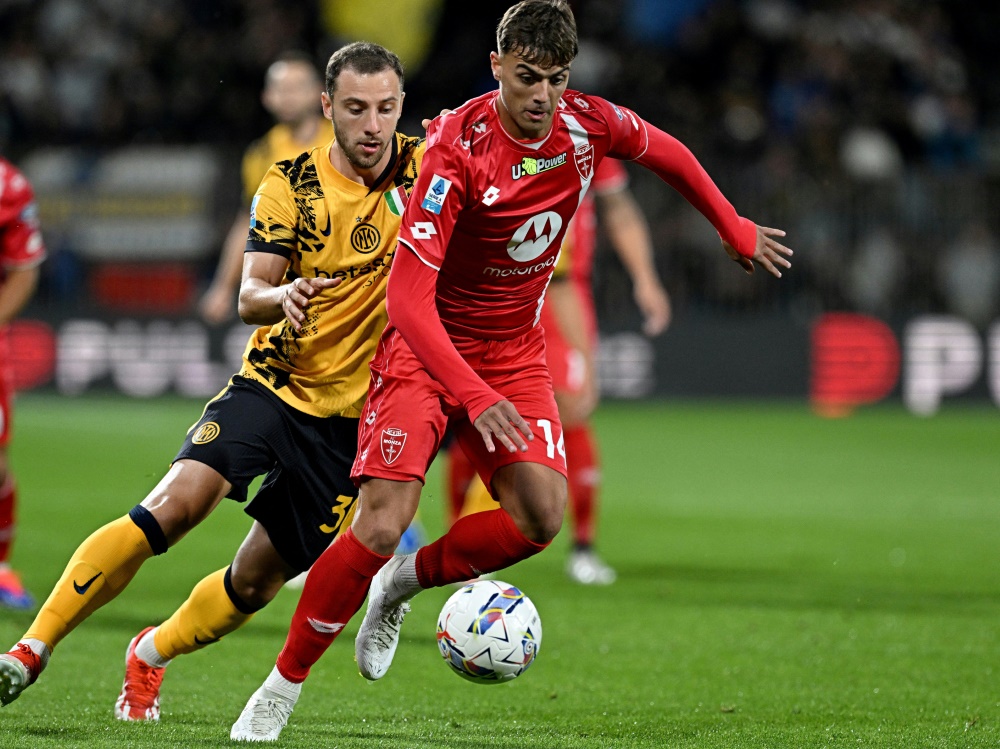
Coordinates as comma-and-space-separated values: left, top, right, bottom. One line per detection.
638, 125, 792, 277
597, 187, 671, 335
600, 100, 792, 277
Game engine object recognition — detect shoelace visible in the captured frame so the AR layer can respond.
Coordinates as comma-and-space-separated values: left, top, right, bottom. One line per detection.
372, 602, 411, 651
126, 661, 164, 704
9, 644, 40, 679
249, 698, 292, 731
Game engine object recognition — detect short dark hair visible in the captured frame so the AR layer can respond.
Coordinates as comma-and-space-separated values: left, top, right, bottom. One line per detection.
325, 42, 405, 96
496, 0, 578, 69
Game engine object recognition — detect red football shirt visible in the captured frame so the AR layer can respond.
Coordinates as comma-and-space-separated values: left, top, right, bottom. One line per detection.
388, 89, 755, 421
0, 158, 46, 280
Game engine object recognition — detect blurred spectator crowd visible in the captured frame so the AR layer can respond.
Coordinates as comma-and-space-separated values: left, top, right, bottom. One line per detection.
1, 0, 998, 327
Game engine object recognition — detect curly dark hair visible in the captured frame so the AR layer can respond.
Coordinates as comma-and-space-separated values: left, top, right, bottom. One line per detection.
496, 0, 578, 68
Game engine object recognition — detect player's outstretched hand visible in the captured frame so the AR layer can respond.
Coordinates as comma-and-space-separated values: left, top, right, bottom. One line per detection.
282, 276, 342, 331
474, 400, 534, 454
723, 225, 793, 278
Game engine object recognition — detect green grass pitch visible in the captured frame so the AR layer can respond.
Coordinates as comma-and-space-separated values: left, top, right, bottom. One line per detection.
0, 395, 998, 748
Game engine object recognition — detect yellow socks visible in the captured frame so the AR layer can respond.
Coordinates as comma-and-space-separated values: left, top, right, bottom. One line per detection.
25, 510, 162, 650
153, 567, 254, 659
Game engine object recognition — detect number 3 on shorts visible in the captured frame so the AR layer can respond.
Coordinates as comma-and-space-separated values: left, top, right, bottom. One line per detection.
536, 419, 565, 461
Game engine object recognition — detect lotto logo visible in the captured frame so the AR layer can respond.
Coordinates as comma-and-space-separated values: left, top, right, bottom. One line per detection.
482, 186, 501, 206
411, 222, 437, 240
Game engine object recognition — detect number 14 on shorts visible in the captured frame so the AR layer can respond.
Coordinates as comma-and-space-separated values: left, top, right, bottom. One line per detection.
536, 419, 565, 461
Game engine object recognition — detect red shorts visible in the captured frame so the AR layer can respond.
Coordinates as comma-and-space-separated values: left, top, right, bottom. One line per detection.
352, 325, 566, 489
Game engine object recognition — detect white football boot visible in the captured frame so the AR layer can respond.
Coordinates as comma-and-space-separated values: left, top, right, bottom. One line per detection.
230, 673, 300, 743
566, 548, 617, 585
355, 554, 415, 680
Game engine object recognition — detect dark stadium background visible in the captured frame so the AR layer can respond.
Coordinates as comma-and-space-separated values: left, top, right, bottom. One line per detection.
2, 0, 999, 415
2, 4, 1000, 747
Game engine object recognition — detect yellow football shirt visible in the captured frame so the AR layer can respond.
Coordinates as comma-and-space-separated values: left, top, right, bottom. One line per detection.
241, 121, 334, 204
240, 132, 424, 418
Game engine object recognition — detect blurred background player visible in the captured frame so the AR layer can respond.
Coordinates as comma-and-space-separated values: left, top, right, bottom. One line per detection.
199, 51, 332, 325
0, 42, 423, 721
447, 157, 671, 585
0, 157, 45, 610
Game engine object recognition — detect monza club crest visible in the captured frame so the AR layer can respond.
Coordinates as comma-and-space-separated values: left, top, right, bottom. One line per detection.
381, 427, 407, 464
573, 144, 594, 180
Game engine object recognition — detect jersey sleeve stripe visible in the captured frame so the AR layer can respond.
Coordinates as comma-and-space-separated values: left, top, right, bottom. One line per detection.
630, 116, 651, 161
245, 239, 292, 257
398, 238, 440, 272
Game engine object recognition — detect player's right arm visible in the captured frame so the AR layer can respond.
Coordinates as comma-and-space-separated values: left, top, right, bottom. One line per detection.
389, 132, 532, 454
237, 167, 339, 330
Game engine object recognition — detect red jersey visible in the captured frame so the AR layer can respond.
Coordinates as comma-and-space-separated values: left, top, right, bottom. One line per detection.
397, 90, 658, 339
388, 89, 756, 422
0, 158, 46, 279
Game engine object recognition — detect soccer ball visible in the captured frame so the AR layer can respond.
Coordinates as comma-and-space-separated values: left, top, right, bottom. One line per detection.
436, 579, 542, 684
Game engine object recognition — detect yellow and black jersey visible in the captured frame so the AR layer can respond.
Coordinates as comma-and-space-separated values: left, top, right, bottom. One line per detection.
240, 132, 425, 418
241, 121, 334, 204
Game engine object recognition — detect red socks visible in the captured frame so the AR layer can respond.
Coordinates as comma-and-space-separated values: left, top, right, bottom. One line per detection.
416, 508, 548, 588
564, 425, 599, 547
275, 529, 390, 682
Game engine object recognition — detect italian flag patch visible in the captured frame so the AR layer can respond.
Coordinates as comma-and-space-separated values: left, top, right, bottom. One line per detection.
384, 186, 407, 216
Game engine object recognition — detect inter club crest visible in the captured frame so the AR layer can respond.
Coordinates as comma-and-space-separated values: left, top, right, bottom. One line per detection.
574, 144, 594, 181
381, 427, 407, 464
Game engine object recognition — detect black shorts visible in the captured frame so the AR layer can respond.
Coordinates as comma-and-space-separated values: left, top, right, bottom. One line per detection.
175, 376, 359, 571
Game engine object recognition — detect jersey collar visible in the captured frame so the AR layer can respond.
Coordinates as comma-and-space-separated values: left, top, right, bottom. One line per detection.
491, 95, 558, 152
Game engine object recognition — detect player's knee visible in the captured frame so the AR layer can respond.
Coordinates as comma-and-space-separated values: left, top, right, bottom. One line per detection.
353, 516, 406, 556
354, 479, 419, 554
227, 564, 282, 609
524, 505, 564, 544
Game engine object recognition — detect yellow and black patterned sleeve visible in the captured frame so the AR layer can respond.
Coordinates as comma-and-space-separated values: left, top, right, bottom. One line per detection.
246, 163, 298, 258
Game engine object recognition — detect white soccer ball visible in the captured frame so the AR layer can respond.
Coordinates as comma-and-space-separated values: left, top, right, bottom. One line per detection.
436, 579, 542, 684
